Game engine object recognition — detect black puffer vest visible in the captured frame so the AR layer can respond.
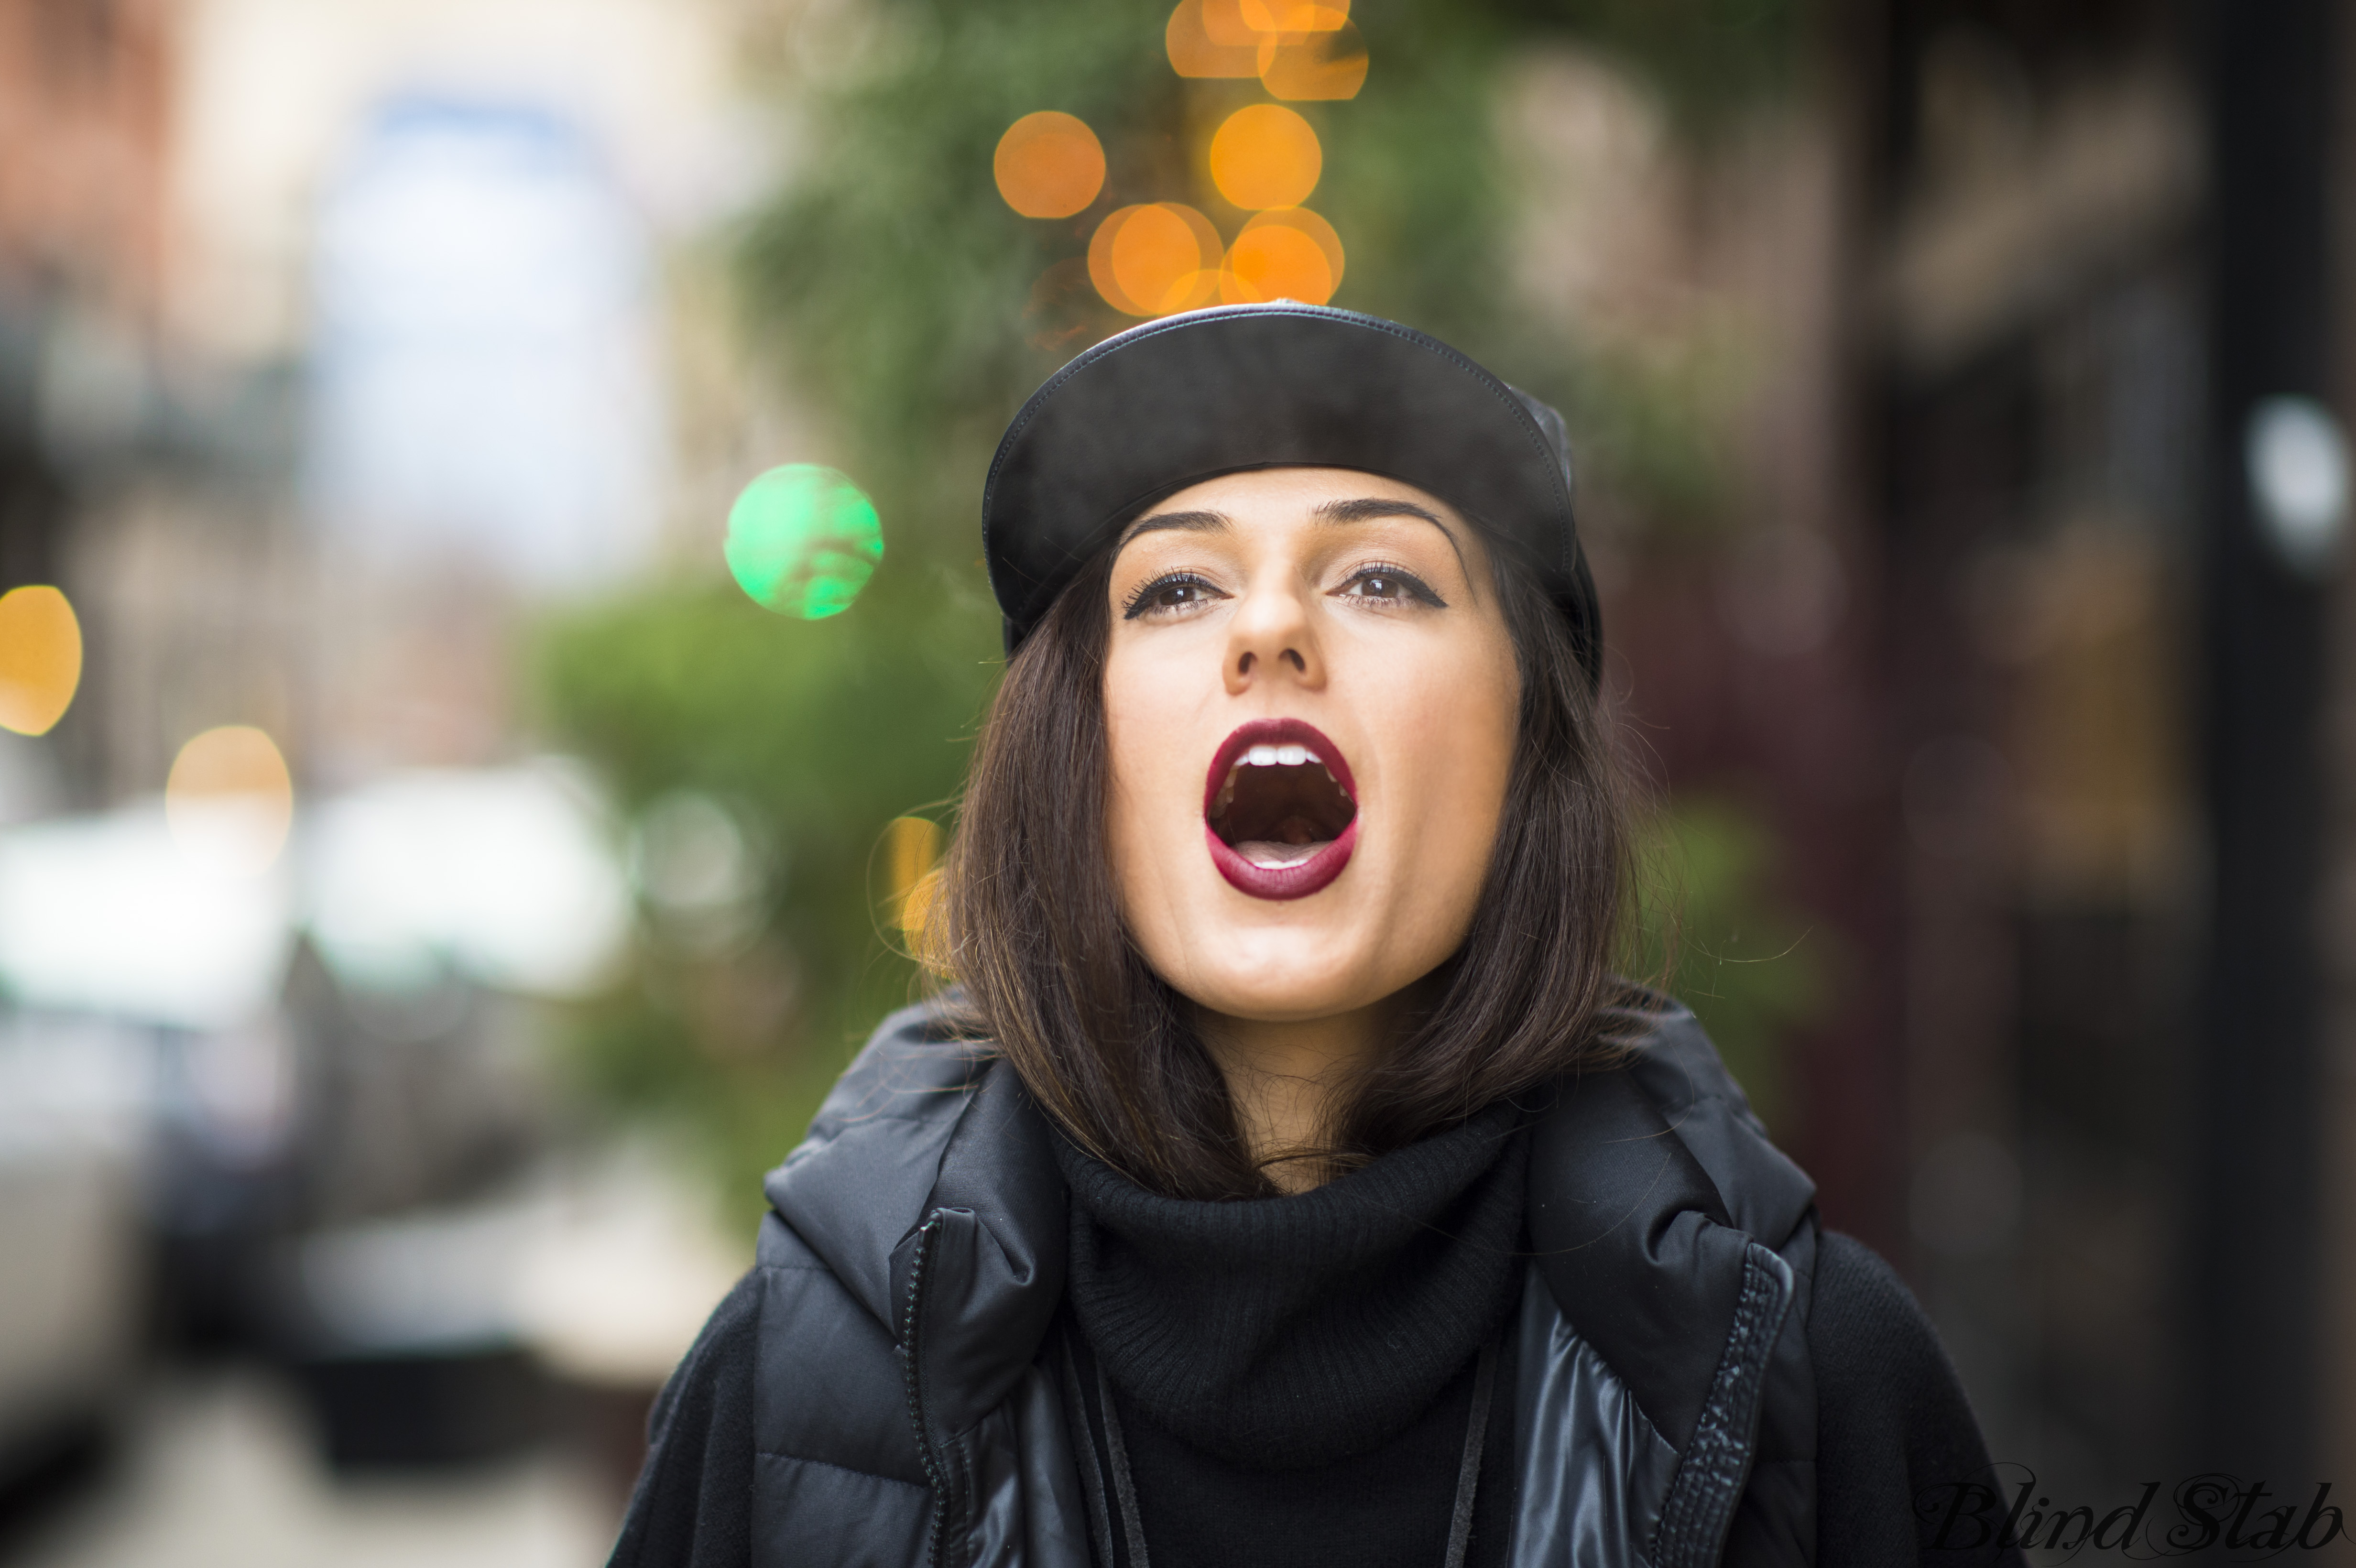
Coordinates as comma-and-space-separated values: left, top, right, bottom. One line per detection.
750, 998, 1820, 1568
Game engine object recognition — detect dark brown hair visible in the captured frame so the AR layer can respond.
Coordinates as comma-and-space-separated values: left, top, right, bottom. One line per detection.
931, 524, 1637, 1200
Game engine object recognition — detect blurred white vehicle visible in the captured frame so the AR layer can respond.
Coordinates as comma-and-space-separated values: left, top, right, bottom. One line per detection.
0, 761, 633, 1470
0, 1015, 149, 1481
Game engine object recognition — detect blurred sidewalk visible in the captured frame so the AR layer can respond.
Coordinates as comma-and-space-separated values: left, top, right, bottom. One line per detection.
6, 1371, 617, 1568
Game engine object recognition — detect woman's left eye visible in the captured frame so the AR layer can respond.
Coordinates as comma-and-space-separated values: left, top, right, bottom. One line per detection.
1335, 566, 1443, 606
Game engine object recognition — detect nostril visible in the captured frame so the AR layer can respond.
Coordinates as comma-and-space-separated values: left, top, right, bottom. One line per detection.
1282, 649, 1307, 672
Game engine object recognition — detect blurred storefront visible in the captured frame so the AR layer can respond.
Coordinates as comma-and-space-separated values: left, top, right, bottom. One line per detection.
1505, 0, 2355, 1516
1862, 0, 2209, 1505
1578, 0, 2354, 1515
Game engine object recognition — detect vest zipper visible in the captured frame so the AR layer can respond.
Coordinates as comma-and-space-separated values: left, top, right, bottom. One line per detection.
900, 1209, 953, 1567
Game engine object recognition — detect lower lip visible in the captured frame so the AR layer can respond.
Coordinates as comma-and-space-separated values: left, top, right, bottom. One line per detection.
1205, 817, 1358, 901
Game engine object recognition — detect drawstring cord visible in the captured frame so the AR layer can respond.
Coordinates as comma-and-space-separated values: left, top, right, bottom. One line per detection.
1097, 1356, 1156, 1568
1064, 1335, 1502, 1568
1060, 1336, 1120, 1568
1443, 1340, 1500, 1568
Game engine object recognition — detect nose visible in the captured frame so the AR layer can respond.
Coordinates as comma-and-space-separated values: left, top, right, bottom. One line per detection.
1222, 573, 1326, 696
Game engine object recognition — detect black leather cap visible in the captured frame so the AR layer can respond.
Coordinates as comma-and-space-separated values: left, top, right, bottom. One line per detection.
982, 303, 1600, 685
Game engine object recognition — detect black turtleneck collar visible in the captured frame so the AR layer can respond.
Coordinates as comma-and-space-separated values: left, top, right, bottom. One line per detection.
1052, 1099, 1530, 1470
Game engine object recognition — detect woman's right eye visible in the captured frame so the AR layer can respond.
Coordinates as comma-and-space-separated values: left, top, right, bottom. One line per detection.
1124, 574, 1225, 619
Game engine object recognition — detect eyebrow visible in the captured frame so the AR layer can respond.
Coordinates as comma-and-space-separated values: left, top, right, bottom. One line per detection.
1313, 497, 1448, 529
1114, 495, 1477, 598
1117, 508, 1228, 548
1316, 496, 1472, 582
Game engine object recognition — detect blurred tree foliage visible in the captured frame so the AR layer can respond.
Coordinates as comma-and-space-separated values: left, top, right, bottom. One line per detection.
535, 0, 1820, 1224
1625, 794, 1836, 1138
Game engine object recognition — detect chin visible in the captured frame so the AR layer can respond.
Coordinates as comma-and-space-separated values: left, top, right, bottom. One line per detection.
1166, 921, 1406, 1023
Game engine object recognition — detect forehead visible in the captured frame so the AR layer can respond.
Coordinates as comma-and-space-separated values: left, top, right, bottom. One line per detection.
1145, 466, 1465, 526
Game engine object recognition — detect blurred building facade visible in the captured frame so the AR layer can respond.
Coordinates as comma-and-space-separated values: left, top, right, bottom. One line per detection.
1861, 0, 2208, 1503
0, 0, 769, 1514
1527, 0, 2355, 1513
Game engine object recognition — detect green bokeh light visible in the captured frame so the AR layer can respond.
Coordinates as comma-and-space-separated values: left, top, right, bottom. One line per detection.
725, 465, 884, 618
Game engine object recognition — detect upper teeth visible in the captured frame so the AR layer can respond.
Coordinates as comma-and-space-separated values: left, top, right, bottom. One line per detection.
1213, 743, 1342, 821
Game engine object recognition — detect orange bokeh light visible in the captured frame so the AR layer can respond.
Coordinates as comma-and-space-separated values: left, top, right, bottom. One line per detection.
1198, 0, 1262, 48
1260, 17, 1367, 100
1240, 0, 1347, 29
1167, 0, 1259, 76
0, 585, 82, 737
1220, 207, 1344, 305
994, 111, 1106, 219
1209, 104, 1321, 211
1091, 204, 1222, 317
1222, 212, 1340, 305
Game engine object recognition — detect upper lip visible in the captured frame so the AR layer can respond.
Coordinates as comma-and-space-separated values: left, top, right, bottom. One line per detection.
1202, 717, 1358, 821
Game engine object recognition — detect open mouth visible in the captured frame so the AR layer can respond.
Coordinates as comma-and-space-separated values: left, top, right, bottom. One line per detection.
1203, 718, 1358, 901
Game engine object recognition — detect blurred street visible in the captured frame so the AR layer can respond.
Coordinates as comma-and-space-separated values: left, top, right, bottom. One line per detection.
7, 1372, 614, 1568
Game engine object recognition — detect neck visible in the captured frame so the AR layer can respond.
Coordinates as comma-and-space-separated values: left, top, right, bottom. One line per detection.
1197, 998, 1406, 1194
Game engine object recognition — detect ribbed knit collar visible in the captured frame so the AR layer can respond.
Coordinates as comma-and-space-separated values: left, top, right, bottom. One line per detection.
1054, 1099, 1529, 1469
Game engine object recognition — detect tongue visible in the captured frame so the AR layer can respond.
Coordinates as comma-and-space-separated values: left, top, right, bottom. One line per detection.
1234, 838, 1333, 869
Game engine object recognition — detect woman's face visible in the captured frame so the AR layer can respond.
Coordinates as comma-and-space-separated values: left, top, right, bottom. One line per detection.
1102, 467, 1521, 1024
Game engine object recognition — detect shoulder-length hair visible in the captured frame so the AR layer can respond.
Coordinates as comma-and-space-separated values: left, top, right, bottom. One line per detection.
931, 522, 1636, 1200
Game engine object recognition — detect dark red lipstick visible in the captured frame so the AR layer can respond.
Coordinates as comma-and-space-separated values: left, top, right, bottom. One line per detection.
1202, 718, 1358, 901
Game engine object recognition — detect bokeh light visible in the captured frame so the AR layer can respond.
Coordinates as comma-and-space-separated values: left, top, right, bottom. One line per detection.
1209, 104, 1321, 210
1221, 207, 1344, 304
166, 725, 295, 877
1091, 203, 1222, 317
993, 111, 1106, 219
1197, 0, 1263, 47
724, 465, 883, 619
0, 585, 83, 737
1239, 0, 1347, 28
1260, 18, 1367, 100
1166, 0, 1259, 77
884, 815, 941, 936
1254, 205, 1345, 282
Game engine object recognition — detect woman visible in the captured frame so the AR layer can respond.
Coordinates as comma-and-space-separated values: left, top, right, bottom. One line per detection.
611, 305, 2017, 1568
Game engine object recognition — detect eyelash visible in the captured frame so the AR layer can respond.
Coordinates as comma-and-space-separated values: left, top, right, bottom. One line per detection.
1122, 571, 1221, 619
1338, 563, 1446, 608
1122, 563, 1448, 619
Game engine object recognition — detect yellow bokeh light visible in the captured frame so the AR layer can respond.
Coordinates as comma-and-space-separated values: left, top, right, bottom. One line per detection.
1167, 0, 1260, 76
901, 867, 949, 972
1241, 0, 1346, 30
0, 585, 83, 737
994, 111, 1106, 219
884, 815, 942, 935
1260, 17, 1367, 100
1221, 207, 1344, 304
166, 725, 294, 876
1209, 104, 1321, 211
1091, 204, 1222, 317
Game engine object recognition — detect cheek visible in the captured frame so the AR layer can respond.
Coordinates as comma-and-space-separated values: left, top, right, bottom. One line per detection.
1100, 648, 1192, 905
1387, 643, 1518, 912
